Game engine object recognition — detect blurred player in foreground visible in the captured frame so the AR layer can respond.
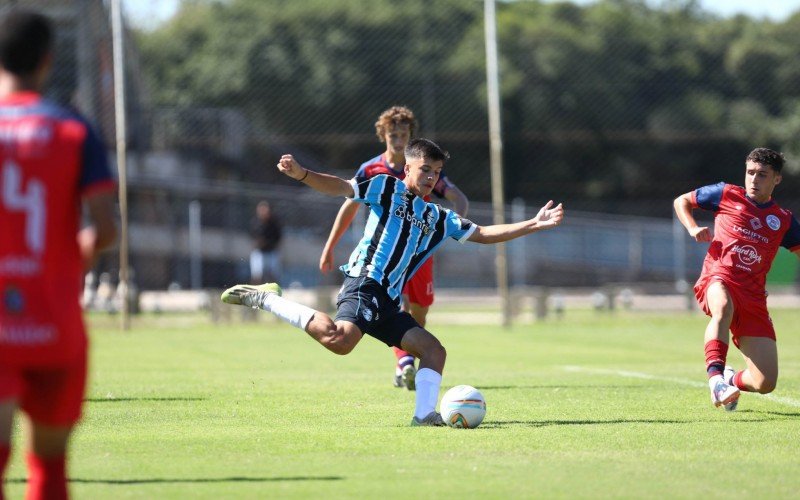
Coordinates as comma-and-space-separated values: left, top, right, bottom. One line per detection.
222, 138, 564, 426
674, 148, 800, 411
0, 10, 117, 499
319, 106, 469, 390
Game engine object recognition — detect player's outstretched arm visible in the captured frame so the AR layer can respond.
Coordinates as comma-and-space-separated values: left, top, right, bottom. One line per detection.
673, 192, 711, 242
468, 200, 564, 244
79, 191, 118, 271
320, 199, 360, 273
278, 154, 354, 198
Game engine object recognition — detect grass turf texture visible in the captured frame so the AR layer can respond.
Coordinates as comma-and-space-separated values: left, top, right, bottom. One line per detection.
5, 309, 800, 498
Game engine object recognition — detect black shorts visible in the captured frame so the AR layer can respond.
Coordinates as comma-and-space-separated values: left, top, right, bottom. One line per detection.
335, 276, 419, 348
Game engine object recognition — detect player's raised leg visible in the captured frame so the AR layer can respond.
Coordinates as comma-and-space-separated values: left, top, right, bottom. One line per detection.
729, 337, 778, 394
702, 282, 739, 408
221, 282, 364, 355
400, 327, 447, 426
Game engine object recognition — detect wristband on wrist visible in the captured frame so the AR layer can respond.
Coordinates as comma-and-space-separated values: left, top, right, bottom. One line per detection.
298, 169, 309, 182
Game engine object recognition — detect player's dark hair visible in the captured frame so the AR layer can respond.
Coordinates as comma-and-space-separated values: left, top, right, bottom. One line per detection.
746, 148, 785, 173
0, 9, 53, 76
405, 138, 450, 163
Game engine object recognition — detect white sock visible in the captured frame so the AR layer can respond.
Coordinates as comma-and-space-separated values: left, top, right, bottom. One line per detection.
260, 294, 316, 330
414, 368, 442, 419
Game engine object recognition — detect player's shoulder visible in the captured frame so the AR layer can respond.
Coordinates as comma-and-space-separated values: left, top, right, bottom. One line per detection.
33, 99, 97, 140
717, 183, 745, 203
356, 155, 386, 177
724, 183, 743, 195
31, 97, 88, 124
358, 154, 406, 179
774, 204, 795, 220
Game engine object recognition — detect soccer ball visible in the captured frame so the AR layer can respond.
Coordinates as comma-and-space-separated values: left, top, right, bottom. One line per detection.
440, 385, 486, 429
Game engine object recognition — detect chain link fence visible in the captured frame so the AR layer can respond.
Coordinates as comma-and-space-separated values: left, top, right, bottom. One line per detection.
10, 0, 800, 295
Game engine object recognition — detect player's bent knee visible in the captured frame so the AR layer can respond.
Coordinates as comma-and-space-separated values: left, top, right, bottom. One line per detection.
423, 340, 446, 363
755, 378, 777, 394
322, 326, 360, 355
328, 340, 357, 356
709, 301, 733, 320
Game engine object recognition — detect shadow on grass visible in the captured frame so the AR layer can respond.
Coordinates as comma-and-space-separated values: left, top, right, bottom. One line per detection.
5, 476, 342, 485
479, 417, 771, 428
84, 397, 206, 403
733, 409, 800, 418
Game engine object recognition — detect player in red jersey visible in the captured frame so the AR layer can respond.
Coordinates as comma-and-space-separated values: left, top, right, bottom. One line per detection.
319, 106, 469, 390
674, 148, 800, 411
0, 10, 117, 499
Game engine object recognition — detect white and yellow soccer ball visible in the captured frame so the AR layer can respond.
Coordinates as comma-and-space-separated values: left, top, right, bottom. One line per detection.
440, 385, 486, 429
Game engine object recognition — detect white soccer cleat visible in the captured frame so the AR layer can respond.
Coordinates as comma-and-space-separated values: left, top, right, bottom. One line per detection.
710, 378, 740, 409
220, 283, 282, 309
722, 366, 739, 412
401, 364, 417, 391
410, 411, 446, 427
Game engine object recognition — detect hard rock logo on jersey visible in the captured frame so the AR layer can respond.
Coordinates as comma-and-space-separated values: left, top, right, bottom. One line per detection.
731, 245, 762, 266
766, 215, 781, 231
394, 203, 432, 235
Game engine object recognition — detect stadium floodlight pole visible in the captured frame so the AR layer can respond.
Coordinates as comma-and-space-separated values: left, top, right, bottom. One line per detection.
484, 0, 511, 328
111, 0, 131, 330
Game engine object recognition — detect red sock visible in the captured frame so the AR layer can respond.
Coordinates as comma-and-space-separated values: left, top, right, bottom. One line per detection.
26, 453, 67, 500
1, 444, 10, 500
392, 347, 414, 365
733, 371, 750, 392
704, 339, 728, 378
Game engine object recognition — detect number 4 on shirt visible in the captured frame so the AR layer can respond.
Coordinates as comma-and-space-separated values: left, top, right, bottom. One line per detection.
2, 159, 45, 254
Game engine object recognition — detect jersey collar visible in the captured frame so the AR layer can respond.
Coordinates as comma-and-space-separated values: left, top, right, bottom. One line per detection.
744, 194, 775, 209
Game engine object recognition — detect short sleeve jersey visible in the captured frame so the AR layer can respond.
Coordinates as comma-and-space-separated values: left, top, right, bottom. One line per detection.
356, 153, 453, 201
692, 182, 800, 295
0, 91, 116, 365
341, 174, 475, 301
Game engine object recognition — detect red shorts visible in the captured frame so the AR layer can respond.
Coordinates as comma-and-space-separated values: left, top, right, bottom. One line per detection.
403, 258, 434, 308
0, 347, 88, 426
694, 276, 775, 348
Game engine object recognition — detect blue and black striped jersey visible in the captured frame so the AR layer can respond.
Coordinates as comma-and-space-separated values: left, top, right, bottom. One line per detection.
341, 174, 475, 301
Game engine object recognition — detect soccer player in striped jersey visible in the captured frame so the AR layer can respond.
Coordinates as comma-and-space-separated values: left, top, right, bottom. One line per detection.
674, 148, 800, 411
0, 10, 118, 499
222, 139, 564, 426
319, 106, 469, 391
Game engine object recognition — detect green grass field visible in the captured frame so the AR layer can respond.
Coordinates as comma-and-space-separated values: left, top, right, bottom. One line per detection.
5, 308, 800, 499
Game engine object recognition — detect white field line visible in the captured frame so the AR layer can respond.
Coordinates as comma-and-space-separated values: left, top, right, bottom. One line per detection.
562, 365, 800, 408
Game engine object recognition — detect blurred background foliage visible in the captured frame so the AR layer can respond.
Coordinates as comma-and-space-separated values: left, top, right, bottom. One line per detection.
136, 0, 800, 215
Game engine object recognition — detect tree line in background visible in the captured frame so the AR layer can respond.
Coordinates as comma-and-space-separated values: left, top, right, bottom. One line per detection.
135, 0, 800, 216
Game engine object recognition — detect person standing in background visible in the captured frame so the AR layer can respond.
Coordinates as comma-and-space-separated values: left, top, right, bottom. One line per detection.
250, 200, 283, 284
